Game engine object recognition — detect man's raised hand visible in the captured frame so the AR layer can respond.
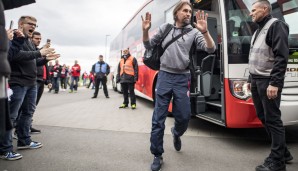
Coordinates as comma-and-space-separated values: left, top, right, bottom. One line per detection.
194, 10, 208, 33
141, 12, 152, 31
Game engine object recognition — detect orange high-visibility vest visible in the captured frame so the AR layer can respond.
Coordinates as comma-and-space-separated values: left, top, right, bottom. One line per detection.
120, 56, 134, 76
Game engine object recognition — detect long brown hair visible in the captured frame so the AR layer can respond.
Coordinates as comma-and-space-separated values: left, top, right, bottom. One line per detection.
172, 1, 192, 21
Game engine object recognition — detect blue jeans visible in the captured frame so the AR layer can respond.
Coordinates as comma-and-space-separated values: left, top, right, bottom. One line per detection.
70, 76, 79, 91
0, 85, 37, 153
150, 71, 191, 156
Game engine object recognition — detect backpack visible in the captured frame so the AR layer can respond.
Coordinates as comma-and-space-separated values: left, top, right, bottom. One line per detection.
143, 24, 173, 70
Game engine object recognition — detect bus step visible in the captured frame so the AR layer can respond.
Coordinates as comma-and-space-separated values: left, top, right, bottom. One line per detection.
206, 101, 222, 108
196, 112, 225, 127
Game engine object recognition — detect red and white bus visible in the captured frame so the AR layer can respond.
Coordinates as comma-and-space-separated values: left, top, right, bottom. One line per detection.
109, 0, 298, 128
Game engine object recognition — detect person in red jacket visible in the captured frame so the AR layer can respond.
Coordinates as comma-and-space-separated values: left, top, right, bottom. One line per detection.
87, 71, 95, 89
82, 71, 88, 86
69, 60, 81, 93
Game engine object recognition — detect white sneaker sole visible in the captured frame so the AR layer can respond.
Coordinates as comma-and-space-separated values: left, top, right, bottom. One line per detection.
0, 155, 23, 161
17, 144, 43, 150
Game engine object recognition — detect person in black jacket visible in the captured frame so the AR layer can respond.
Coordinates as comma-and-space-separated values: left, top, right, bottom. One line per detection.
0, 0, 36, 161
30, 31, 51, 133
91, 55, 110, 98
117, 49, 138, 109
32, 31, 51, 104
247, 1, 293, 171
0, 15, 59, 161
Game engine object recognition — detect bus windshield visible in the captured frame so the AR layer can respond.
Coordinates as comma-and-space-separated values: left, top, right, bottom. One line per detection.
225, 0, 298, 64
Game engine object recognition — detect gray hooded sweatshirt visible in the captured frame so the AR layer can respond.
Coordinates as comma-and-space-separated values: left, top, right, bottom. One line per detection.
144, 23, 216, 74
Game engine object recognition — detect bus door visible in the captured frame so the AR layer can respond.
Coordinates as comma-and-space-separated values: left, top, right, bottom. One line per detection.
190, 0, 226, 126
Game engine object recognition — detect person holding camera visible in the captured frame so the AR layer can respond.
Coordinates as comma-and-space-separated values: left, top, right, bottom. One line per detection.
91, 55, 110, 98
0, 0, 36, 161
117, 49, 138, 109
30, 31, 52, 133
1, 14, 59, 161
142, 1, 215, 170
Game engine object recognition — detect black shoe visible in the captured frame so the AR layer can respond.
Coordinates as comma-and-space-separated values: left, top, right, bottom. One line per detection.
171, 127, 181, 151
106, 96, 109, 98
151, 156, 163, 171
255, 159, 286, 171
91, 96, 97, 99
30, 127, 41, 134
285, 148, 293, 163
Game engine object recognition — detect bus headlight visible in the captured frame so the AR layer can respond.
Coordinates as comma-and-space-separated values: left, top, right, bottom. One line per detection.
229, 79, 251, 100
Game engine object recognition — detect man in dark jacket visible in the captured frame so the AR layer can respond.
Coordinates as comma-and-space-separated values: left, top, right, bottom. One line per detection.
117, 49, 138, 109
0, 15, 59, 161
31, 31, 51, 133
247, 1, 293, 171
0, 0, 36, 161
91, 55, 110, 98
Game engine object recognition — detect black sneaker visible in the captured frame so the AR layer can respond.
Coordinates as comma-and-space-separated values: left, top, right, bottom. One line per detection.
255, 159, 286, 171
151, 156, 163, 171
285, 148, 293, 163
30, 127, 41, 134
91, 96, 97, 99
171, 127, 181, 151
106, 96, 110, 98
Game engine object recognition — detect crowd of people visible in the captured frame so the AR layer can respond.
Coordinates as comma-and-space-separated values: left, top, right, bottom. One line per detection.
47, 59, 83, 94
0, 6, 139, 161
0, 9, 60, 160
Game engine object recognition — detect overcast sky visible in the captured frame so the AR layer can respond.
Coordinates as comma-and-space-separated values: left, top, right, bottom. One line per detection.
5, 0, 147, 72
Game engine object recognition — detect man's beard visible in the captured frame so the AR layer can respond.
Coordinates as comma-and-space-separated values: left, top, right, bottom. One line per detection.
182, 18, 190, 26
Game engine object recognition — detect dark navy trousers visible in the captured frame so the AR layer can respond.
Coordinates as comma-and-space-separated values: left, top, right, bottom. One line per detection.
150, 71, 191, 156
